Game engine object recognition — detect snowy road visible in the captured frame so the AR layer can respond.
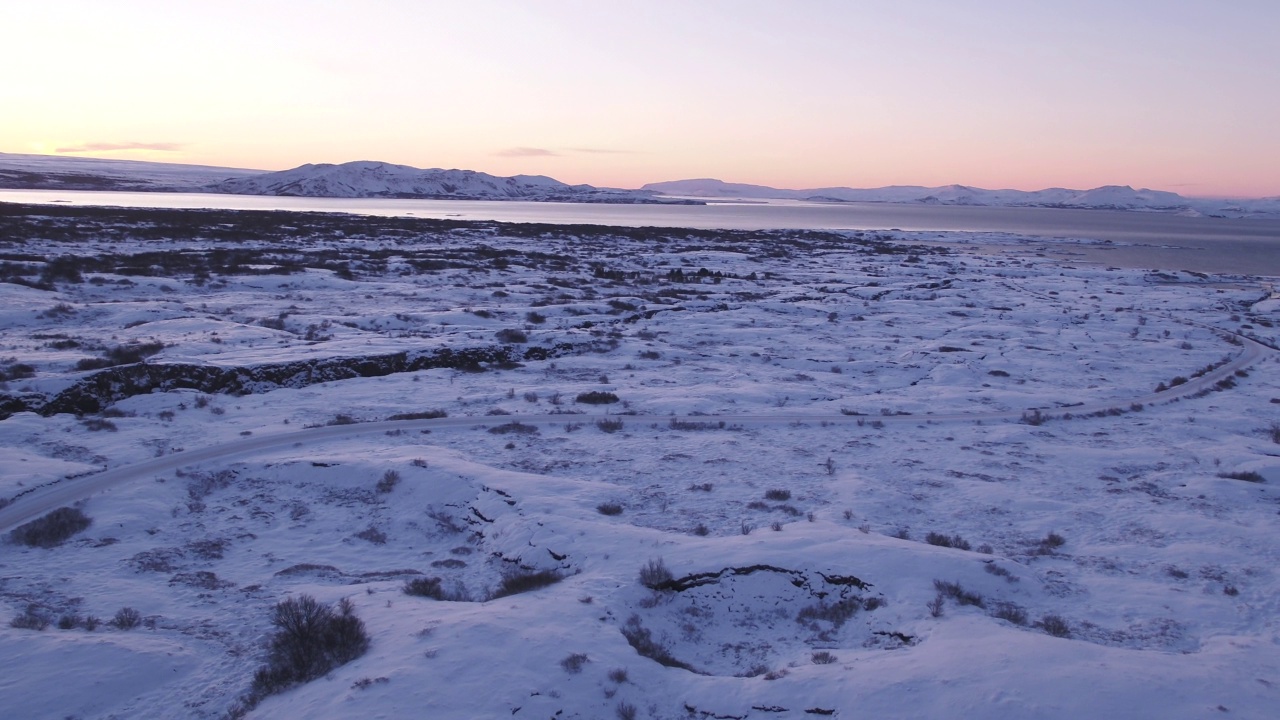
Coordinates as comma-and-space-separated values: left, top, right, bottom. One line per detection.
0, 333, 1270, 535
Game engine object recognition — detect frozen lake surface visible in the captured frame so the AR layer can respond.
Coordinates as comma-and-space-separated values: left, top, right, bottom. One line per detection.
3, 188, 1279, 275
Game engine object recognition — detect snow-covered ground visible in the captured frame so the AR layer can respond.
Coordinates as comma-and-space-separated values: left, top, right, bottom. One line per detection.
1, 205, 1278, 719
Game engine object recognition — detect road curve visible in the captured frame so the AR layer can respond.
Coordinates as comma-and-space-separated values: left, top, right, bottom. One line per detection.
1, 334, 1271, 535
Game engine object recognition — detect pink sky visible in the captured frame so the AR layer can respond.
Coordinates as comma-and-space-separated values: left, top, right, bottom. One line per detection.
3, 1, 1277, 197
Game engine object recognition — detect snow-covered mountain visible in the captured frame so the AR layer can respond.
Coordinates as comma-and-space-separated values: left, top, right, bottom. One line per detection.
644, 178, 1279, 217
209, 160, 678, 203
0, 154, 692, 205
3, 152, 1273, 214
0, 152, 264, 192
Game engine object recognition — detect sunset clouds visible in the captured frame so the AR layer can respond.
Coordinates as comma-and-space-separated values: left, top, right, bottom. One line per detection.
55, 142, 184, 154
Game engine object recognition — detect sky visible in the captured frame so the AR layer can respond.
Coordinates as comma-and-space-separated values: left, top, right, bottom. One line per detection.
3, 1, 1278, 197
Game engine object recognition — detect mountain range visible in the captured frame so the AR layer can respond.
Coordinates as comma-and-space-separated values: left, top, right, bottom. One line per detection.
0, 154, 682, 204
207, 160, 679, 203
0, 152, 1275, 215
642, 178, 1280, 217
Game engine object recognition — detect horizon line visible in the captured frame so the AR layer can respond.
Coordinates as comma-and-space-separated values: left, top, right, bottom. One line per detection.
5, 150, 1275, 202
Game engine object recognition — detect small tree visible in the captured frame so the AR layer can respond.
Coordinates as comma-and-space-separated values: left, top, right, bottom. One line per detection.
375, 470, 401, 493
111, 607, 142, 630
638, 558, 673, 589
251, 595, 370, 698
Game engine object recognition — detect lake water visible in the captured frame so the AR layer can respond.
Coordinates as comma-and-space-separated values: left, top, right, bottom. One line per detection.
3, 188, 1279, 275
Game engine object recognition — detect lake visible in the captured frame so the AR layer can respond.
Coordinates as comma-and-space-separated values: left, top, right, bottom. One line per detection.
3, 188, 1278, 275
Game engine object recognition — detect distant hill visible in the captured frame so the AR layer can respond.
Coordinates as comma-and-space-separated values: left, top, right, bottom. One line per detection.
209, 160, 678, 203
0, 152, 263, 192
2, 153, 1273, 214
644, 178, 1280, 217
0, 155, 695, 205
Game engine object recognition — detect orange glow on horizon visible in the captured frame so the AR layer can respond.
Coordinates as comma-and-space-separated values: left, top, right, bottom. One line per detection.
3, 3, 1276, 199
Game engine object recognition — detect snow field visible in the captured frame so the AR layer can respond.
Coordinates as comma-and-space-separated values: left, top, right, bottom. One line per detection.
2, 212, 1279, 718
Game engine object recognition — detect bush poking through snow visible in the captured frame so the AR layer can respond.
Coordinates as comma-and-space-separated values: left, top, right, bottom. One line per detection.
490, 568, 563, 599
73, 341, 165, 370
983, 563, 1018, 582
796, 598, 863, 628
9, 506, 92, 548
0, 362, 36, 381
597, 502, 624, 516
932, 580, 985, 608
488, 421, 538, 435
111, 607, 142, 630
811, 651, 838, 664
621, 615, 698, 672
596, 417, 625, 433
925, 532, 972, 551
616, 702, 638, 720
81, 417, 118, 432
386, 409, 447, 421
404, 577, 450, 600
608, 668, 629, 684
1218, 470, 1264, 483
1036, 531, 1067, 554
927, 594, 945, 618
1038, 614, 1071, 638
989, 601, 1029, 626
249, 596, 370, 701
763, 488, 791, 501
560, 653, 589, 673
10, 605, 49, 630
575, 390, 619, 405
354, 526, 388, 545
375, 470, 401, 493
638, 558, 674, 589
